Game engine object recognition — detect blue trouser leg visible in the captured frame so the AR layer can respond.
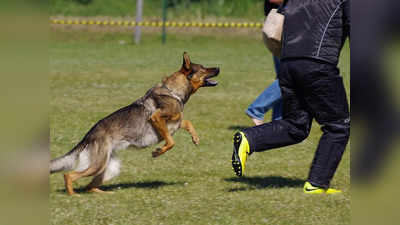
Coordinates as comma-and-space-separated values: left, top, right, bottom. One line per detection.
246, 56, 282, 121
273, 56, 281, 74
272, 98, 283, 120
246, 79, 282, 121
272, 57, 283, 120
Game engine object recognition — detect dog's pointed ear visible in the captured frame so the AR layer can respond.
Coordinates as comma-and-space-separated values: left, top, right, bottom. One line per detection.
182, 52, 191, 70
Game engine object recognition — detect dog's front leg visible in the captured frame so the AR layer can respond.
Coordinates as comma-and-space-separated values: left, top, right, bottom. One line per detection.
150, 109, 177, 157
180, 120, 199, 145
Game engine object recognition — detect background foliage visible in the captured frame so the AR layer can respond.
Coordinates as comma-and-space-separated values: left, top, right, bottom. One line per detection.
50, 0, 265, 20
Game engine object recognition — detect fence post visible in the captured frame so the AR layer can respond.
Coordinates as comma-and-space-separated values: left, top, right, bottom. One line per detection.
162, 0, 167, 44
135, 0, 143, 44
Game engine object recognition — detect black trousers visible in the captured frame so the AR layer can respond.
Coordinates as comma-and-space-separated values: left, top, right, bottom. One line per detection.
242, 58, 350, 188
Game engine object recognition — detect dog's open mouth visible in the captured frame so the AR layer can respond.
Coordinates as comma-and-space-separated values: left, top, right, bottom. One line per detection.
204, 79, 218, 86
203, 68, 220, 87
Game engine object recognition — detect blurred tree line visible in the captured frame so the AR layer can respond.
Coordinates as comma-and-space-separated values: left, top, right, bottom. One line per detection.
51, 0, 265, 20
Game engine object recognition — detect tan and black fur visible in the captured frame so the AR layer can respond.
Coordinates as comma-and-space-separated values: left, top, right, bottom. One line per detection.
50, 52, 220, 195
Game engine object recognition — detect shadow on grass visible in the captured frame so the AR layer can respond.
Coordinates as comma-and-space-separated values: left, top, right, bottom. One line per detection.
227, 125, 251, 130
57, 181, 184, 194
225, 176, 305, 192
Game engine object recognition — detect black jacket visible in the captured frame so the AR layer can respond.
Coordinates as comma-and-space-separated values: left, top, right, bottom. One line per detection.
280, 0, 350, 65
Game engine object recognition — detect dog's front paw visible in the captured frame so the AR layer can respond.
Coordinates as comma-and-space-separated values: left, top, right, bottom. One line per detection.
152, 148, 162, 158
192, 136, 200, 145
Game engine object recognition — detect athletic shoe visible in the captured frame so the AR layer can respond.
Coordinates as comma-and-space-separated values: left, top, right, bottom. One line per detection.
232, 131, 250, 177
303, 181, 342, 194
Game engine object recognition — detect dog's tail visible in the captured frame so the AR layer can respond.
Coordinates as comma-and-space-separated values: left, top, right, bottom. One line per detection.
50, 141, 87, 174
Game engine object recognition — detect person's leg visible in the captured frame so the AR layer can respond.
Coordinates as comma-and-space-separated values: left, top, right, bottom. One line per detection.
243, 82, 311, 152
246, 79, 282, 124
307, 118, 350, 189
271, 56, 283, 121
238, 59, 311, 150
233, 59, 313, 176
292, 60, 350, 189
246, 56, 283, 124
272, 98, 283, 120
273, 56, 281, 74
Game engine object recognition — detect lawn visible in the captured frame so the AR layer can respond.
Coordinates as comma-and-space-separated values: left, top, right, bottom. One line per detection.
50, 29, 350, 225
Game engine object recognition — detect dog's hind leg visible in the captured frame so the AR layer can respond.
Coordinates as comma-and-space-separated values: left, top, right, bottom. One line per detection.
64, 166, 100, 195
64, 139, 112, 195
150, 110, 180, 157
180, 119, 199, 145
86, 152, 120, 194
86, 172, 113, 194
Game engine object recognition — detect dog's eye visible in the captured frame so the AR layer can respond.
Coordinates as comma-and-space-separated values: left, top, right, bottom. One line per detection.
187, 71, 195, 79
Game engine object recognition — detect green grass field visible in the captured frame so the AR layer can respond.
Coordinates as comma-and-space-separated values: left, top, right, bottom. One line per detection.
50, 29, 350, 225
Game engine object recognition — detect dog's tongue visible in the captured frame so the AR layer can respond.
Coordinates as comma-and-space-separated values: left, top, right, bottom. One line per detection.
205, 79, 218, 86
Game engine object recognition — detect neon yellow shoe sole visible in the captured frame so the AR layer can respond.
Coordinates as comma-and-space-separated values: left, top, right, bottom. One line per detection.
231, 131, 250, 177
325, 188, 342, 194
303, 182, 342, 194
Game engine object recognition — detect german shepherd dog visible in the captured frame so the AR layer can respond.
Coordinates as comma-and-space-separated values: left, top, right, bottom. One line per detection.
50, 52, 219, 195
